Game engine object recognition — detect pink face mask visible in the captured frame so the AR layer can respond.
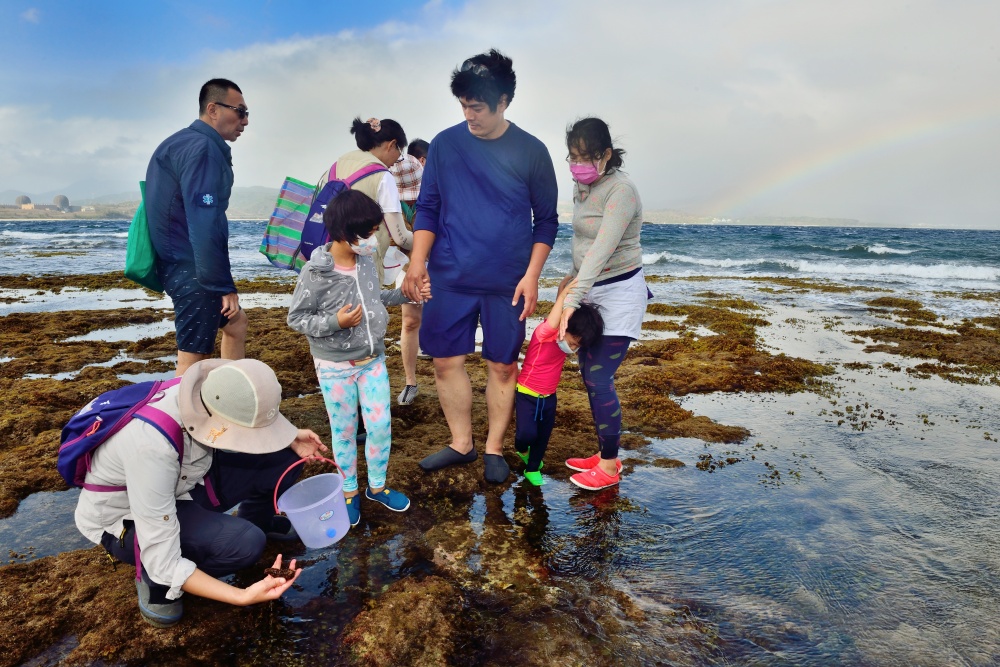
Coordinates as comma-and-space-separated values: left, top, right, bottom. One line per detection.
569, 162, 602, 185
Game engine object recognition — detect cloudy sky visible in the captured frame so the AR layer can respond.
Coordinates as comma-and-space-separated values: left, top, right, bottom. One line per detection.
2, 0, 998, 227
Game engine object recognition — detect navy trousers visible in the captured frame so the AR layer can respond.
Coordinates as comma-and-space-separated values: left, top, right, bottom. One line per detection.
514, 390, 557, 472
101, 447, 300, 603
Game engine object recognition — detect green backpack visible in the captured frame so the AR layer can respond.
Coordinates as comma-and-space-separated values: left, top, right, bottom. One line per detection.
124, 181, 164, 293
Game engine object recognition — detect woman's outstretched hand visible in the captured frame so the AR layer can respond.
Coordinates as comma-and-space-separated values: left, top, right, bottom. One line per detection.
240, 554, 301, 605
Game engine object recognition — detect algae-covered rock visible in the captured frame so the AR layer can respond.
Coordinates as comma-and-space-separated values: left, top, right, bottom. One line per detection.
341, 575, 462, 666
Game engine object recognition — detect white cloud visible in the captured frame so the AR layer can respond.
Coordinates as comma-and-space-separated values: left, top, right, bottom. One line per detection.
20, 7, 39, 23
2, 0, 999, 227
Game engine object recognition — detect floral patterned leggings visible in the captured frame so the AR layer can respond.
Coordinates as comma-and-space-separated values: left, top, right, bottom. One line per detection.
314, 356, 392, 493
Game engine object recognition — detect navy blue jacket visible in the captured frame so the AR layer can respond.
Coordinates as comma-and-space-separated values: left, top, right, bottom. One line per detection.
414, 122, 559, 295
145, 120, 237, 294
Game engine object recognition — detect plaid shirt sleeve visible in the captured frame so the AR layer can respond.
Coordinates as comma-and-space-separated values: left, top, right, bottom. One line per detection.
391, 154, 423, 201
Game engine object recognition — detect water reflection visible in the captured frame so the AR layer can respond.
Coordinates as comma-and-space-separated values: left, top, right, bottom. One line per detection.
0, 490, 90, 561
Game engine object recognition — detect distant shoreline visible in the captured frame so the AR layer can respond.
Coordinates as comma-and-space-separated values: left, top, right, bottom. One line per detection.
2, 217, 994, 231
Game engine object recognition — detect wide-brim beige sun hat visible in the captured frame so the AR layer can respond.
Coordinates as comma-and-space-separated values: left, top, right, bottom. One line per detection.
178, 359, 298, 454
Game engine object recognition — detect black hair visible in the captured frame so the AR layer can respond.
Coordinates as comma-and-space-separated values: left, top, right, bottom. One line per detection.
199, 78, 242, 115
566, 117, 625, 175
323, 189, 384, 245
566, 303, 604, 350
450, 48, 516, 112
351, 117, 407, 153
408, 139, 429, 160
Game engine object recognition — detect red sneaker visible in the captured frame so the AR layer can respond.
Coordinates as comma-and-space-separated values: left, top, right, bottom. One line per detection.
570, 464, 620, 491
566, 454, 623, 474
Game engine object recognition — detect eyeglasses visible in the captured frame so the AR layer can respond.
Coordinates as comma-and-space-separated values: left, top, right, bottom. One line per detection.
566, 154, 598, 165
461, 59, 491, 77
394, 144, 405, 164
214, 102, 249, 119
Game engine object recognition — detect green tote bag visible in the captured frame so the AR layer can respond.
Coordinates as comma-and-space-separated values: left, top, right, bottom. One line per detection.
124, 181, 163, 292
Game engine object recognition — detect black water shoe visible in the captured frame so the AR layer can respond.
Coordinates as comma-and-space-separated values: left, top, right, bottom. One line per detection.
483, 454, 510, 484
419, 445, 477, 471
265, 514, 300, 542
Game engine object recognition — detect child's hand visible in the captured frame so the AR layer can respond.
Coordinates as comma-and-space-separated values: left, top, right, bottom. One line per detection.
337, 303, 363, 328
419, 277, 432, 301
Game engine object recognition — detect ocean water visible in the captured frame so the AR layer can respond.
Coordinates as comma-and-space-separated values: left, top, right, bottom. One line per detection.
2, 219, 1000, 293
2, 219, 1000, 665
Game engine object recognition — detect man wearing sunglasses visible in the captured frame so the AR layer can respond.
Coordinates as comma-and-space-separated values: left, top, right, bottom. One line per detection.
401, 49, 559, 484
145, 78, 250, 376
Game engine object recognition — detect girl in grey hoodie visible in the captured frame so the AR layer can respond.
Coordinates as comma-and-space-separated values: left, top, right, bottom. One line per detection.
287, 190, 429, 527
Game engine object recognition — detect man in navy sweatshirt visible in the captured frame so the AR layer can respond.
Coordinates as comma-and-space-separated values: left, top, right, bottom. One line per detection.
401, 49, 559, 484
145, 78, 249, 376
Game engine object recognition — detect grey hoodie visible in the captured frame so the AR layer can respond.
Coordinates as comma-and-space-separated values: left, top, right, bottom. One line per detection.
287, 244, 409, 362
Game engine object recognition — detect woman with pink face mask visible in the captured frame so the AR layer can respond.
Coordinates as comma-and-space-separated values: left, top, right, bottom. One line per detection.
557, 117, 647, 491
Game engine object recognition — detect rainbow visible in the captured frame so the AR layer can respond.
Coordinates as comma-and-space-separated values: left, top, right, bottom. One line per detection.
706, 100, 1000, 217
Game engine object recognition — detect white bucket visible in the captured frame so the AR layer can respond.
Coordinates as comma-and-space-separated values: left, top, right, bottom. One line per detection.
274, 457, 350, 549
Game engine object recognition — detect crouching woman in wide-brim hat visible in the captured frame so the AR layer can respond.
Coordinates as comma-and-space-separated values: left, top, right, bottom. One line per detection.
73, 358, 328, 627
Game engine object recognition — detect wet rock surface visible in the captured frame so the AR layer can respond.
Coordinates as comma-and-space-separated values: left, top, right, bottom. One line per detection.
0, 274, 909, 666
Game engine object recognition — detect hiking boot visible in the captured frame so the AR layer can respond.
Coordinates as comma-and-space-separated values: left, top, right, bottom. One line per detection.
365, 487, 410, 512
135, 578, 183, 628
346, 495, 361, 526
565, 453, 622, 474
397, 384, 419, 405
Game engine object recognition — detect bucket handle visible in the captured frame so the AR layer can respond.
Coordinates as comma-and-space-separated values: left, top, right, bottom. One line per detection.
273, 456, 346, 514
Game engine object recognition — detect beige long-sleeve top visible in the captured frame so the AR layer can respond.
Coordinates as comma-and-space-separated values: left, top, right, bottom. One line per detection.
564, 169, 644, 310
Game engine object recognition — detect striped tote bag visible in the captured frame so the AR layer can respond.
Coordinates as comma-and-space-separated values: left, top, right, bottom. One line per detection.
259, 176, 315, 271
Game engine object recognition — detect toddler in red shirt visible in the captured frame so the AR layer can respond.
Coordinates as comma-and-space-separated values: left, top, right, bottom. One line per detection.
515, 280, 604, 485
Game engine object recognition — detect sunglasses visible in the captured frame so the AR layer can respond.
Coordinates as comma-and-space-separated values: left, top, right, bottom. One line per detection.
215, 102, 249, 119
460, 59, 491, 77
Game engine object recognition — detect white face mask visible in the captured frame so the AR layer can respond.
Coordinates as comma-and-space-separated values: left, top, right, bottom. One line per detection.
350, 235, 378, 256
557, 338, 577, 355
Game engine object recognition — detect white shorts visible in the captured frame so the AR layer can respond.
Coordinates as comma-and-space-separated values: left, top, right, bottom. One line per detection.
582, 268, 648, 339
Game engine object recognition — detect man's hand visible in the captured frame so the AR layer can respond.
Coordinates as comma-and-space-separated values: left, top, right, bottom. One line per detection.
513, 274, 539, 321
336, 303, 363, 328
402, 262, 431, 303
290, 429, 327, 459
220, 293, 240, 319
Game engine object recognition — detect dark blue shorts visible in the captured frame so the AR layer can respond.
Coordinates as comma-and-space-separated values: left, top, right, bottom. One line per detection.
419, 288, 525, 364
160, 264, 231, 355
